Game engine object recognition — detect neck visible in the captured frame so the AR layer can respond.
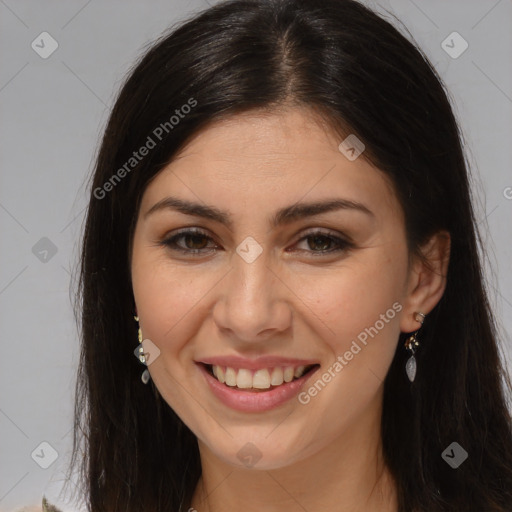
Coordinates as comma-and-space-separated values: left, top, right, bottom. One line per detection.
190, 393, 398, 512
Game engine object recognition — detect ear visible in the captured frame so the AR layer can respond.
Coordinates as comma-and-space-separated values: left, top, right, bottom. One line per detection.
399, 230, 451, 333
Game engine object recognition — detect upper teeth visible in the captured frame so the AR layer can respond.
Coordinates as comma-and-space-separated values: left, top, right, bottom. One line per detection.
211, 365, 309, 389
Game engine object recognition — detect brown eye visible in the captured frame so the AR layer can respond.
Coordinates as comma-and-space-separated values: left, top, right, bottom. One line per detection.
161, 229, 217, 255
291, 231, 353, 256
306, 234, 334, 251
180, 233, 210, 250
160, 228, 353, 258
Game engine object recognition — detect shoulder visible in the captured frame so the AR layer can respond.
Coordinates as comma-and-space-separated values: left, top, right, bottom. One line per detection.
42, 496, 64, 512
14, 495, 65, 512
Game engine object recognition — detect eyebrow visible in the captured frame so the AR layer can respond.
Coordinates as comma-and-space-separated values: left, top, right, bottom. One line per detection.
144, 195, 374, 229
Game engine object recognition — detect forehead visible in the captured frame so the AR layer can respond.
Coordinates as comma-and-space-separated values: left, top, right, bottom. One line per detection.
176, 107, 348, 164
140, 108, 402, 223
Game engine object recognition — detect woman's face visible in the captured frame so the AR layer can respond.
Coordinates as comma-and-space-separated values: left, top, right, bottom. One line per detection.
131, 107, 416, 470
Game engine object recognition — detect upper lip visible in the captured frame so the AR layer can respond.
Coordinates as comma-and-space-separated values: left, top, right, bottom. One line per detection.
197, 355, 320, 370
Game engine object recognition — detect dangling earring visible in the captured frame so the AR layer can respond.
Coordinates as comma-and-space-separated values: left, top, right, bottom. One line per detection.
404, 312, 426, 382
134, 315, 151, 384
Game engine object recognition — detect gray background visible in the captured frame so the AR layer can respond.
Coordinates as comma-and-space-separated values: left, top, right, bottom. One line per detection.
1, 1, 511, 510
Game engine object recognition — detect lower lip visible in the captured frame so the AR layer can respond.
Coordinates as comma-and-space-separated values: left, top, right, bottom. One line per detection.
197, 363, 319, 413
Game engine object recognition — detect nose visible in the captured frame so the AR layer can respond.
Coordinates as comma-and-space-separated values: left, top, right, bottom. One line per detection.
212, 249, 292, 344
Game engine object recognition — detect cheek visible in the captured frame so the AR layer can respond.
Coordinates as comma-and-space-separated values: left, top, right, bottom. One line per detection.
294, 260, 405, 433
302, 255, 404, 337
131, 252, 216, 361
296, 253, 406, 393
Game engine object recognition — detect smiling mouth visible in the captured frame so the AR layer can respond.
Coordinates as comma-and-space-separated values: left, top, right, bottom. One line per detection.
203, 363, 320, 392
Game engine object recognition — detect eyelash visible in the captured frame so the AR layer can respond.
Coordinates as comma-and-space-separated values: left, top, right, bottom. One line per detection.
159, 228, 354, 257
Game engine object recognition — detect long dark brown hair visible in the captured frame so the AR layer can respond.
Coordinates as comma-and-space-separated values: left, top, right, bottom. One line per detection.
66, 0, 512, 510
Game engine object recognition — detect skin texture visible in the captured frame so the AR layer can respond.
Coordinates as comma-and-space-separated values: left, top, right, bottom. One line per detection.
131, 107, 450, 512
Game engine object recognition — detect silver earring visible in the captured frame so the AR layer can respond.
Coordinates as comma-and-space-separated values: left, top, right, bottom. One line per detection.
134, 315, 151, 384
404, 312, 425, 382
